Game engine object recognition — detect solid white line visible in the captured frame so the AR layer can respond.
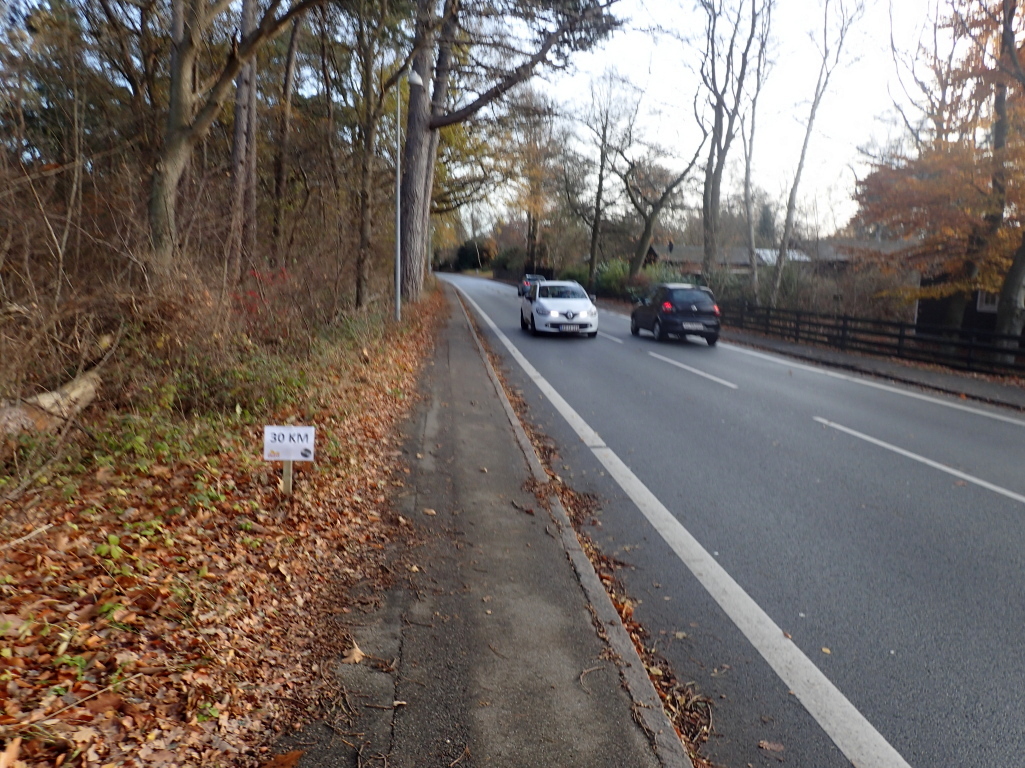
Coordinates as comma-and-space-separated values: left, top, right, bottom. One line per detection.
726, 344, 1025, 428
649, 351, 738, 389
814, 417, 1025, 506
456, 286, 912, 768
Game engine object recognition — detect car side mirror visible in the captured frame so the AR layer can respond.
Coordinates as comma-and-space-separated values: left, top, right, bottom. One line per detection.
589, 294, 597, 303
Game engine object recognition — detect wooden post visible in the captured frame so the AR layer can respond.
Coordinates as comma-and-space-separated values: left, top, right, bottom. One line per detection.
282, 460, 293, 496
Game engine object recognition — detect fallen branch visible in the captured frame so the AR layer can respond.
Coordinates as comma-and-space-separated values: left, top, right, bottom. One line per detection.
2, 523, 54, 549
0, 369, 101, 438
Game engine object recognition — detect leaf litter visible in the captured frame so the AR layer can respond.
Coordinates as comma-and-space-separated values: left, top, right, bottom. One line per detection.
0, 290, 447, 766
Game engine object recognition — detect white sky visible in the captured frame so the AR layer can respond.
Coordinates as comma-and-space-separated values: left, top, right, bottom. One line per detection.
543, 0, 939, 235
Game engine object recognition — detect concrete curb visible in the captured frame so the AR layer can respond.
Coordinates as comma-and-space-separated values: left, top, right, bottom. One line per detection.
454, 293, 694, 768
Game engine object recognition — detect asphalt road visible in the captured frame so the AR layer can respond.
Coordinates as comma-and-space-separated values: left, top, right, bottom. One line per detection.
443, 273, 1025, 768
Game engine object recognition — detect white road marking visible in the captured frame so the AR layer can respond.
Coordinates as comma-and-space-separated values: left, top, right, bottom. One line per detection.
597, 330, 623, 343
726, 344, 1025, 428
456, 285, 912, 768
649, 352, 738, 389
814, 417, 1025, 506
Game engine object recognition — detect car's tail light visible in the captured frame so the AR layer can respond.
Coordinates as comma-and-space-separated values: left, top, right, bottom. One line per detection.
713, 304, 721, 317
661, 301, 673, 313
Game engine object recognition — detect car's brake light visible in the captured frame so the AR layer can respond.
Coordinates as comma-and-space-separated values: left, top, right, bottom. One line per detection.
661, 301, 673, 313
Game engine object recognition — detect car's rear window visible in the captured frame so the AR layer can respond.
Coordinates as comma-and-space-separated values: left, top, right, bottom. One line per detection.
669, 289, 715, 308
539, 285, 587, 299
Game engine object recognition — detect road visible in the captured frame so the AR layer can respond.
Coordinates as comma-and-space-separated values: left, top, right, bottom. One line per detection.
443, 274, 1025, 768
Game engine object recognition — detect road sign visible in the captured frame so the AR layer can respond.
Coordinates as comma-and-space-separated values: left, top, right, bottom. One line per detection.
263, 426, 316, 462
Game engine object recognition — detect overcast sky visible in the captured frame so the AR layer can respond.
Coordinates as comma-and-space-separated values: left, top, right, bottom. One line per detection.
543, 0, 939, 235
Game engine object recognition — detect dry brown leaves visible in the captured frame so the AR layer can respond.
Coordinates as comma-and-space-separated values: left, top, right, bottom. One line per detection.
0, 289, 447, 767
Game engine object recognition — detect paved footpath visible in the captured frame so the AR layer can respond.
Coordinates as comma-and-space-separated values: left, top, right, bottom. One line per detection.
284, 284, 691, 767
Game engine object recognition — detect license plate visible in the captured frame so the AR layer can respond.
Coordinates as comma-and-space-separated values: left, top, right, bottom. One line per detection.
681, 322, 704, 331
561, 324, 579, 332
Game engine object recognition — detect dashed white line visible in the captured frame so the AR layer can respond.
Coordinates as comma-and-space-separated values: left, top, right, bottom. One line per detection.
815, 417, 1025, 505
649, 351, 738, 389
727, 344, 1025, 428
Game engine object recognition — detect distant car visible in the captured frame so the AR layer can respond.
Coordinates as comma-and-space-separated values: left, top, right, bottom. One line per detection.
518, 273, 545, 296
521, 280, 599, 338
630, 283, 721, 345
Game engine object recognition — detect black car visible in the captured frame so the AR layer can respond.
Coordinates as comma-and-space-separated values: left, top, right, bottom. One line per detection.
630, 283, 721, 345
518, 273, 545, 296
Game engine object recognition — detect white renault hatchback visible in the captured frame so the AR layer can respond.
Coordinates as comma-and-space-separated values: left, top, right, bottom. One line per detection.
520, 280, 599, 338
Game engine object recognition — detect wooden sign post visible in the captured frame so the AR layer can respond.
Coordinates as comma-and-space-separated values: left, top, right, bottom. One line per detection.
263, 426, 316, 496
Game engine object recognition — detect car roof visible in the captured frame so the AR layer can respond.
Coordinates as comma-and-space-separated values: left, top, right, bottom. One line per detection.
658, 282, 709, 290
536, 280, 583, 287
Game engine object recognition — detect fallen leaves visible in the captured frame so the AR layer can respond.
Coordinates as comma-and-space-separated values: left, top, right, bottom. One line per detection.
0, 290, 448, 767
342, 643, 366, 665
260, 749, 304, 768
758, 740, 785, 752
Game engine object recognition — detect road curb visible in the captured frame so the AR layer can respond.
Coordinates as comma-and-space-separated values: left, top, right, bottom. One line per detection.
454, 291, 694, 768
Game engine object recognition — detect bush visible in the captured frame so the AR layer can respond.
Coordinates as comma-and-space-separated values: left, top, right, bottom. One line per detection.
492, 246, 526, 272
594, 259, 631, 298
557, 263, 589, 286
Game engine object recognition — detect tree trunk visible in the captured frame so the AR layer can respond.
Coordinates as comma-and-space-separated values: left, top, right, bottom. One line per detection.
399, 47, 434, 302
991, 0, 1022, 357
148, 0, 195, 279
148, 137, 191, 280
701, 120, 721, 277
354, 11, 377, 309
401, 0, 455, 303
0, 370, 101, 438
743, 124, 759, 304
587, 123, 608, 292
995, 241, 1025, 350
272, 19, 303, 263
629, 213, 657, 278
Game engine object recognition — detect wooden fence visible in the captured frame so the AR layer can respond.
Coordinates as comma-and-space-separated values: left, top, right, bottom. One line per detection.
721, 304, 1025, 377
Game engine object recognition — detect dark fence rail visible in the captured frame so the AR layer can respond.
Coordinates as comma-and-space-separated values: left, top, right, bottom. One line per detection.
721, 303, 1025, 377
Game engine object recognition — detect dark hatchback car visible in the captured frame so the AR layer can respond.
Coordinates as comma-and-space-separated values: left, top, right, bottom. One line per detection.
518, 273, 545, 296
631, 283, 721, 345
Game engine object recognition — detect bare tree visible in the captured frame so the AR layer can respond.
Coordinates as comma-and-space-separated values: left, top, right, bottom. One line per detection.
770, 0, 863, 307
562, 70, 636, 290
617, 142, 704, 278
271, 18, 304, 263
147, 0, 331, 286
741, 0, 773, 304
226, 0, 259, 291
399, 0, 620, 303
698, 0, 769, 277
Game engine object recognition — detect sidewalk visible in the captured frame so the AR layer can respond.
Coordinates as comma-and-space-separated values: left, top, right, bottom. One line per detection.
282, 284, 691, 767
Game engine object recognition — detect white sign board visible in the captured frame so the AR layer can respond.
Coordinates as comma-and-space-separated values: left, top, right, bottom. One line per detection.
263, 426, 316, 462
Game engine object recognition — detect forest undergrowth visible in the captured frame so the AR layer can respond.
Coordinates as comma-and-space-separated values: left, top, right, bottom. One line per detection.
0, 284, 447, 767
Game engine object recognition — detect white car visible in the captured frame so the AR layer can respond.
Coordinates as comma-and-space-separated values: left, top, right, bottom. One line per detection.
520, 280, 599, 338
